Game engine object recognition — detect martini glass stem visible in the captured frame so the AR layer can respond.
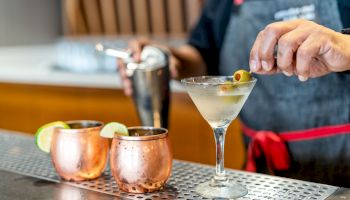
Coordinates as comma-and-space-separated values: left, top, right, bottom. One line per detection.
213, 126, 228, 181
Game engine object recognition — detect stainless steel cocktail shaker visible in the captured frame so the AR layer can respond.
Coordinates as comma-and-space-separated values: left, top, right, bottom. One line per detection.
96, 44, 170, 128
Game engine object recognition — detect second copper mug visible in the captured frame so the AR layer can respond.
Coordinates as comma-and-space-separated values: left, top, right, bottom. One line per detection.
110, 126, 172, 193
51, 120, 109, 181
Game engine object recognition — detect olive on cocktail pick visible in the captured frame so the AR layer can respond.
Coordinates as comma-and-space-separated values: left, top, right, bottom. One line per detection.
218, 81, 240, 103
218, 69, 253, 104
219, 81, 235, 92
233, 69, 252, 82
219, 69, 252, 94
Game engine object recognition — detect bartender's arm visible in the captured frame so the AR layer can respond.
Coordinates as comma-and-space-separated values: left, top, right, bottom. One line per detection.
118, 39, 206, 96
249, 19, 350, 81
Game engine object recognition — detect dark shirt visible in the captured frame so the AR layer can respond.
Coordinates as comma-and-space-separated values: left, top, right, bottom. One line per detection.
187, 0, 350, 186
188, 0, 350, 74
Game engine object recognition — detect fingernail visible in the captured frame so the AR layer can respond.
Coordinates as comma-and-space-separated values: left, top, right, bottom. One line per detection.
283, 71, 293, 77
250, 60, 257, 71
262, 61, 269, 71
298, 75, 308, 82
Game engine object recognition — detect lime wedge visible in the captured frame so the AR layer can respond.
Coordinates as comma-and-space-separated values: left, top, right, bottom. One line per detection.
35, 121, 69, 153
100, 122, 128, 138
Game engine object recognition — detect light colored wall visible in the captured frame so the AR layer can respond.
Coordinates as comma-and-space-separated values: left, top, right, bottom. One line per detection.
0, 0, 61, 46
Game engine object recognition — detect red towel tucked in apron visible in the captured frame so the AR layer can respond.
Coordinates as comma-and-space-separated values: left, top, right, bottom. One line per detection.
243, 123, 350, 175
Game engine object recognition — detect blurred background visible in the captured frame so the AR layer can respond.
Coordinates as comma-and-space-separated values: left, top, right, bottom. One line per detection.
0, 0, 61, 46
0, 0, 245, 170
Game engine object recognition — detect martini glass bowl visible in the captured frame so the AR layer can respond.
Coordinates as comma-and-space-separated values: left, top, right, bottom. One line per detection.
181, 76, 256, 199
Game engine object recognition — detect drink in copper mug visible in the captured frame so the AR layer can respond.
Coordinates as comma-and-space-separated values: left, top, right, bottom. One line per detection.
50, 120, 109, 181
110, 127, 172, 193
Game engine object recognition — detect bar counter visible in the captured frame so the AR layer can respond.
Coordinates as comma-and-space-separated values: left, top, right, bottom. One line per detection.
0, 129, 349, 200
0, 44, 247, 170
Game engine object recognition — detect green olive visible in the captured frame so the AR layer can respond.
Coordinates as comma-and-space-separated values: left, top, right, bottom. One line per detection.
219, 81, 235, 92
219, 81, 240, 103
223, 95, 243, 104
233, 69, 252, 82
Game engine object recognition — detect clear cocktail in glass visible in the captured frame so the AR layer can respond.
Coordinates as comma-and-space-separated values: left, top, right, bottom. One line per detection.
181, 76, 256, 199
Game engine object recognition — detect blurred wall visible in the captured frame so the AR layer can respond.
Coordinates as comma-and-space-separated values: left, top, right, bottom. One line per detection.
0, 0, 61, 46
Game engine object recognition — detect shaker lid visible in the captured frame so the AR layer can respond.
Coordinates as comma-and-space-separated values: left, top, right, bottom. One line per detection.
139, 46, 168, 70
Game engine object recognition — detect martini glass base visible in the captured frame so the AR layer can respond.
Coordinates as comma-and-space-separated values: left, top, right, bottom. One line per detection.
195, 179, 248, 199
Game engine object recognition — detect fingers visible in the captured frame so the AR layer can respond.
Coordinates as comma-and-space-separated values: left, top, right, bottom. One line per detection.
169, 55, 180, 79
128, 38, 150, 62
250, 31, 263, 72
128, 40, 142, 62
253, 65, 281, 75
259, 21, 301, 70
295, 35, 321, 81
117, 59, 133, 96
118, 38, 151, 96
277, 27, 309, 76
250, 20, 345, 80
250, 20, 307, 73
258, 25, 280, 71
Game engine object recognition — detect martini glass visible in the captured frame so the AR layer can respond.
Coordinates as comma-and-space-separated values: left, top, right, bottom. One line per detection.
181, 76, 256, 199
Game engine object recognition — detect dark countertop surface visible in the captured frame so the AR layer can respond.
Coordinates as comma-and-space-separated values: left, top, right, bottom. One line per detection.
0, 129, 350, 200
0, 170, 115, 200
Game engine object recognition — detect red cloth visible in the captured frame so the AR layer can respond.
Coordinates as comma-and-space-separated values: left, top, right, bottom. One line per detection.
243, 123, 350, 173
245, 130, 290, 173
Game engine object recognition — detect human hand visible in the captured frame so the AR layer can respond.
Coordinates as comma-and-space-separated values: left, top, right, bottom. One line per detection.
117, 38, 181, 96
249, 19, 350, 81
117, 38, 149, 96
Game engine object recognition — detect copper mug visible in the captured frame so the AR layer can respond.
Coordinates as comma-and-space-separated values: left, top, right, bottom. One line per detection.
110, 127, 172, 193
51, 120, 109, 181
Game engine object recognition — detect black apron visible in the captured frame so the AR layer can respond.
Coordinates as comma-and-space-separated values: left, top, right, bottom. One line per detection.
219, 0, 350, 186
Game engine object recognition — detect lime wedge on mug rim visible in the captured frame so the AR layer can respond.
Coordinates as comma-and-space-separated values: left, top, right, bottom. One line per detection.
100, 122, 129, 138
35, 121, 70, 153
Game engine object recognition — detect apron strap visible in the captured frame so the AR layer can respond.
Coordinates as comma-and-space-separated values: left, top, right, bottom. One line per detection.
243, 123, 350, 173
243, 123, 350, 142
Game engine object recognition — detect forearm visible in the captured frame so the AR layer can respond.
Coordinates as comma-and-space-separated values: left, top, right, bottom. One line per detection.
169, 44, 207, 80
